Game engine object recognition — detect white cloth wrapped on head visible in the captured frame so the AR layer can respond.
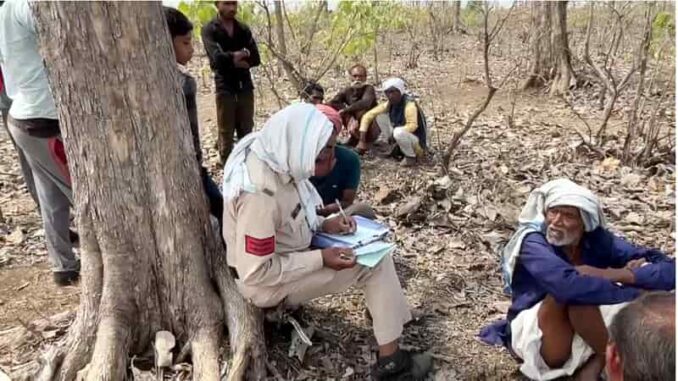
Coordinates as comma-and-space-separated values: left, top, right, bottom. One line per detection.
501, 178, 606, 293
221, 103, 334, 231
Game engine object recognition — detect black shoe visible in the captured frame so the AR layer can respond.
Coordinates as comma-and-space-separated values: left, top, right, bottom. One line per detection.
371, 349, 432, 381
54, 270, 79, 286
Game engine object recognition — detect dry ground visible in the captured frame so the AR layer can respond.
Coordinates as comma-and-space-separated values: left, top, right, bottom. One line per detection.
0, 33, 674, 379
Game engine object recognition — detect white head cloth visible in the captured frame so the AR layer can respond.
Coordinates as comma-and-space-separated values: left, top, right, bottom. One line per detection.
378, 77, 407, 95
221, 103, 333, 230
501, 178, 606, 292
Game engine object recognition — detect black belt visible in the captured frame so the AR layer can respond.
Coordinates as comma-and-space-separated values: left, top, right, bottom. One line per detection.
229, 266, 239, 280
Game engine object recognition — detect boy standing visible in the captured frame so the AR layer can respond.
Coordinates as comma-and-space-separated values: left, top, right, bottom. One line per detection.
164, 7, 223, 225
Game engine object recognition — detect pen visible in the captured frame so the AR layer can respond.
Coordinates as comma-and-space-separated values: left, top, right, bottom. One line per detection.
335, 198, 348, 223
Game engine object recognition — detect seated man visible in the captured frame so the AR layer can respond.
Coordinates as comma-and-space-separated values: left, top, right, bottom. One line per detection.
311, 105, 376, 219
606, 292, 675, 381
328, 64, 379, 146
222, 103, 431, 380
300, 80, 325, 105
357, 78, 427, 167
479, 178, 675, 381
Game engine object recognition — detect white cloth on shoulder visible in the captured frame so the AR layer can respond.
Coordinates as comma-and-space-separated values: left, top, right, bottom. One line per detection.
221, 103, 333, 230
511, 300, 627, 380
501, 178, 606, 293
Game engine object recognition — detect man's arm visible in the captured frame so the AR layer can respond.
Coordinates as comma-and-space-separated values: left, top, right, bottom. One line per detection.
359, 102, 387, 133
234, 192, 324, 288
201, 23, 234, 71
328, 89, 348, 110
519, 233, 640, 306
245, 28, 261, 68
400, 102, 419, 133
344, 85, 377, 114
609, 233, 675, 290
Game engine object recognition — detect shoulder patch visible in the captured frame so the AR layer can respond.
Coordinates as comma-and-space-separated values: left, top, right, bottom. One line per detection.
245, 235, 275, 256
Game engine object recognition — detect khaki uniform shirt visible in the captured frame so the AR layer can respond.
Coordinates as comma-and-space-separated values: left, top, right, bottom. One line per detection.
224, 154, 325, 299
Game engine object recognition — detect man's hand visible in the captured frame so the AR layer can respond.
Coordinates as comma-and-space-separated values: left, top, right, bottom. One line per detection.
232, 50, 248, 63
322, 215, 356, 235
625, 258, 647, 270
356, 140, 369, 155
321, 247, 356, 270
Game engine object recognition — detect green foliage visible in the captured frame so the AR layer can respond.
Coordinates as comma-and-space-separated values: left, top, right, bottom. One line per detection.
650, 11, 675, 57
462, 0, 483, 29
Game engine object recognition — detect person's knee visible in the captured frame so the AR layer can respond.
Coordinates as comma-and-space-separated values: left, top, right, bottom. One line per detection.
393, 127, 406, 140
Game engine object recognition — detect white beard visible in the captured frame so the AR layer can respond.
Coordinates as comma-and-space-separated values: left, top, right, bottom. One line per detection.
546, 225, 579, 247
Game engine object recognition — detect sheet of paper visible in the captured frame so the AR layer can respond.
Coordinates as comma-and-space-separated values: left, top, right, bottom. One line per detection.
312, 216, 389, 249
357, 244, 395, 268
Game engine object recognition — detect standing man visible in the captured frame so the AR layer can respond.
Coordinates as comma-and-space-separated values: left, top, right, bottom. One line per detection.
201, 1, 260, 164
2, 67, 40, 209
0, 0, 79, 285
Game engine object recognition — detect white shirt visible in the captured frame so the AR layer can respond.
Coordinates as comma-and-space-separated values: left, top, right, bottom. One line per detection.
0, 0, 58, 120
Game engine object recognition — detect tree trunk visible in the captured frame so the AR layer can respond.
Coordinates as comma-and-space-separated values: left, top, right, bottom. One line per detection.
522, 1, 553, 89
272, 0, 303, 91
31, 2, 265, 380
452, 0, 462, 33
550, 1, 576, 95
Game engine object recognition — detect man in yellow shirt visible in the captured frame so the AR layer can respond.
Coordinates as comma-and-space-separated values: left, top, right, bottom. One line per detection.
357, 78, 427, 167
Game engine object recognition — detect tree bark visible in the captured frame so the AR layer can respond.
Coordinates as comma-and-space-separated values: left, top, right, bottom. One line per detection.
522, 1, 553, 89
550, 1, 576, 95
452, 0, 462, 33
31, 2, 265, 379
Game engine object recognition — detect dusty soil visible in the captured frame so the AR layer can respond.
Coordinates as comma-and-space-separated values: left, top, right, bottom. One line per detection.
0, 31, 674, 379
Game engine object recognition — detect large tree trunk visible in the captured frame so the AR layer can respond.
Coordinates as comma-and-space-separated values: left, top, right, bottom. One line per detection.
522, 1, 554, 89
550, 1, 576, 95
31, 2, 265, 380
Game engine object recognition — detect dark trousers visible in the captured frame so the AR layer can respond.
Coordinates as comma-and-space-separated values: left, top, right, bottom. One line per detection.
215, 91, 254, 164
201, 168, 223, 227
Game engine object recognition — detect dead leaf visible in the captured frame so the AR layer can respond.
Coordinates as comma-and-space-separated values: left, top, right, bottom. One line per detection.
375, 186, 398, 205
396, 196, 423, 218
6, 229, 24, 245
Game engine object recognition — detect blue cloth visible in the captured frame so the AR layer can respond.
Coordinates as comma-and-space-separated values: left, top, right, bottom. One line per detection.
0, 0, 58, 120
479, 227, 675, 347
309, 145, 361, 206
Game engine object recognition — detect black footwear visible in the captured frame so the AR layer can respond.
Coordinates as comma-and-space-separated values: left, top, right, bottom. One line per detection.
53, 270, 79, 286
371, 349, 433, 380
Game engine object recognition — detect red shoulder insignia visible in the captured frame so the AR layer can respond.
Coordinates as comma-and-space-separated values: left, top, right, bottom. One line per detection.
245, 235, 275, 256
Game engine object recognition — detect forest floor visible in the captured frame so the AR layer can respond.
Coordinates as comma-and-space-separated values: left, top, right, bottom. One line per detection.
0, 34, 674, 380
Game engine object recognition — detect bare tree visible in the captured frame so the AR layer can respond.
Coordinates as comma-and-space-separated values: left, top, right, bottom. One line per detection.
522, 1, 553, 89
30, 2, 266, 379
452, 0, 463, 33
522, 1, 575, 93
550, 1, 576, 95
622, 3, 655, 163
584, 2, 638, 144
442, 2, 517, 170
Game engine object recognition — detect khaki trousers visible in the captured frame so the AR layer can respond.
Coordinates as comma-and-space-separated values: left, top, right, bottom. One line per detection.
215, 91, 254, 163
241, 255, 411, 345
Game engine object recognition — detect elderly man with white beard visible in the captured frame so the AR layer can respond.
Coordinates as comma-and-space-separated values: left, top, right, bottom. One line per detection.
479, 178, 675, 381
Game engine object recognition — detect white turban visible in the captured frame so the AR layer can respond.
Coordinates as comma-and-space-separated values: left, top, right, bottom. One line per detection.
501, 178, 606, 293
222, 103, 333, 231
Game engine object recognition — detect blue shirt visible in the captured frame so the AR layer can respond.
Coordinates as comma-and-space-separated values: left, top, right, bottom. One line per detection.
310, 145, 361, 205
0, 0, 58, 120
480, 227, 675, 347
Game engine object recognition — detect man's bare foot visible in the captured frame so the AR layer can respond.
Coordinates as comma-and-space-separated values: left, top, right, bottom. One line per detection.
574, 354, 605, 381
